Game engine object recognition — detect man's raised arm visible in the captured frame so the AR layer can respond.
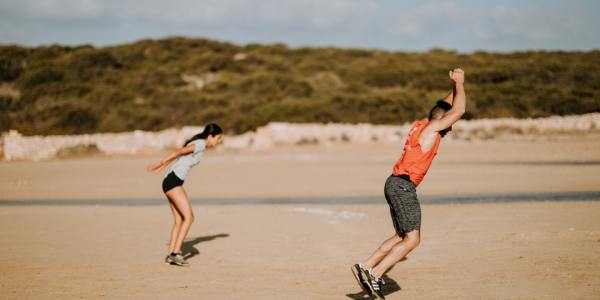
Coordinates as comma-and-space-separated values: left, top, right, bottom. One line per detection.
441, 88, 454, 105
428, 68, 466, 131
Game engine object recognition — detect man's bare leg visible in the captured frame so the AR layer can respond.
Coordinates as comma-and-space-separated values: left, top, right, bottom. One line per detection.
371, 230, 420, 278
362, 234, 403, 269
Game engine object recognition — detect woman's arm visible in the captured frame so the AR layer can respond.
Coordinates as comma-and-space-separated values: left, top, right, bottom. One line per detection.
146, 144, 196, 173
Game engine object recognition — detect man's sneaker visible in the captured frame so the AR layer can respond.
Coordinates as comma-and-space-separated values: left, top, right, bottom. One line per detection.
365, 269, 386, 299
351, 264, 372, 296
165, 254, 173, 264
168, 253, 189, 267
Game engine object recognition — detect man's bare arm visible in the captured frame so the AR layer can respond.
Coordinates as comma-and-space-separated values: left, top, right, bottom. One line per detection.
428, 68, 466, 131
441, 87, 455, 105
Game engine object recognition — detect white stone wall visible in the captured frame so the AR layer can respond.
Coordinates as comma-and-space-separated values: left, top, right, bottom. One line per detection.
2, 113, 599, 161
454, 113, 600, 133
2, 127, 202, 161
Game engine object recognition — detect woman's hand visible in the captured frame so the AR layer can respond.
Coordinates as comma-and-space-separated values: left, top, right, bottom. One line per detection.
147, 161, 164, 173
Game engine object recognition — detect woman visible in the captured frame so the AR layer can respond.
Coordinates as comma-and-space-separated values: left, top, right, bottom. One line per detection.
147, 123, 223, 266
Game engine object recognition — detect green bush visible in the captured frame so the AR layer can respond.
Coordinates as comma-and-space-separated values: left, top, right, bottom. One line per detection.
18, 67, 65, 88
0, 39, 598, 135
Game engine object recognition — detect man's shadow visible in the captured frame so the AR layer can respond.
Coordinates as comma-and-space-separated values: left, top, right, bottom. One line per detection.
346, 274, 402, 300
181, 233, 229, 260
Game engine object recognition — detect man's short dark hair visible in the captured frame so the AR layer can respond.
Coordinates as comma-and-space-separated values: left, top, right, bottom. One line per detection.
428, 100, 452, 120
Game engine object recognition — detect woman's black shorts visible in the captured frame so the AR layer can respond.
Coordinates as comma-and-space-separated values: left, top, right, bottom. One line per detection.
162, 171, 184, 193
384, 174, 421, 238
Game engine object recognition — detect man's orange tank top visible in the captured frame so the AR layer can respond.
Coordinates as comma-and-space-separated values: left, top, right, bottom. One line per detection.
392, 119, 441, 186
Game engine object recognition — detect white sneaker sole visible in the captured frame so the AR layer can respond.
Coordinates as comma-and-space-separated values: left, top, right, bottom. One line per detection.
351, 264, 372, 295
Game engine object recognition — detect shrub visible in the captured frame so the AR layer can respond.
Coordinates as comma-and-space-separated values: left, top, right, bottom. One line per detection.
1, 39, 598, 135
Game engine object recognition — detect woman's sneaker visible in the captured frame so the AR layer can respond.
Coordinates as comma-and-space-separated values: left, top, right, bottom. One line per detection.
351, 264, 372, 296
365, 269, 386, 299
167, 253, 189, 267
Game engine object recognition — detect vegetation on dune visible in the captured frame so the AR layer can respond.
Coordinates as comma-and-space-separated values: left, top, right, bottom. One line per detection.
0, 37, 598, 135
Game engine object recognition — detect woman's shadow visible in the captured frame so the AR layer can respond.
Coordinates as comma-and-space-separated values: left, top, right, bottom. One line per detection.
181, 233, 229, 260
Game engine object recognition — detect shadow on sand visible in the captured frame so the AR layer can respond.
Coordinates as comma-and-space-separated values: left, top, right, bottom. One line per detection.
346, 274, 402, 300
181, 233, 229, 260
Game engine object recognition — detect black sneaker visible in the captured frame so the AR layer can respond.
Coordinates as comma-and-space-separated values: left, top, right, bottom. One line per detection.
167, 252, 189, 267
351, 264, 372, 296
165, 254, 173, 264
365, 269, 385, 299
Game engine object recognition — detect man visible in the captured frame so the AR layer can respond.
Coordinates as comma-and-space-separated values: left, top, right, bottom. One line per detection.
351, 68, 466, 299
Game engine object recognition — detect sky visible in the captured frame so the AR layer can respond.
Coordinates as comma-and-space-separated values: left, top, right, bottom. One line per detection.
0, 0, 598, 52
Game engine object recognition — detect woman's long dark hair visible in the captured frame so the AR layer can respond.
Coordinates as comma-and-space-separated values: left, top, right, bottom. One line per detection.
184, 123, 223, 146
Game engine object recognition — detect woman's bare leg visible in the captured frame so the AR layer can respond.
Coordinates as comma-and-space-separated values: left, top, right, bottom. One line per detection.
165, 186, 194, 253
362, 234, 403, 269
371, 230, 420, 278
166, 198, 183, 254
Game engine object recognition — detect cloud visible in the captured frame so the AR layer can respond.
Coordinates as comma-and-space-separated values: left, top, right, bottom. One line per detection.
0, 0, 598, 51
381, 2, 467, 38
2, 0, 104, 20
2, 0, 377, 28
491, 3, 591, 41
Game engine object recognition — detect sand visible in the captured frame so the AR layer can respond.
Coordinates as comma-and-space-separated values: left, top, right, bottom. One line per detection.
1, 202, 599, 299
1, 137, 600, 299
1, 139, 600, 201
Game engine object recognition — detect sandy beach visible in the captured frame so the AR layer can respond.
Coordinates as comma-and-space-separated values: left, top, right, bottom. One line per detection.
1, 202, 599, 299
1, 136, 599, 299
1, 137, 600, 201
